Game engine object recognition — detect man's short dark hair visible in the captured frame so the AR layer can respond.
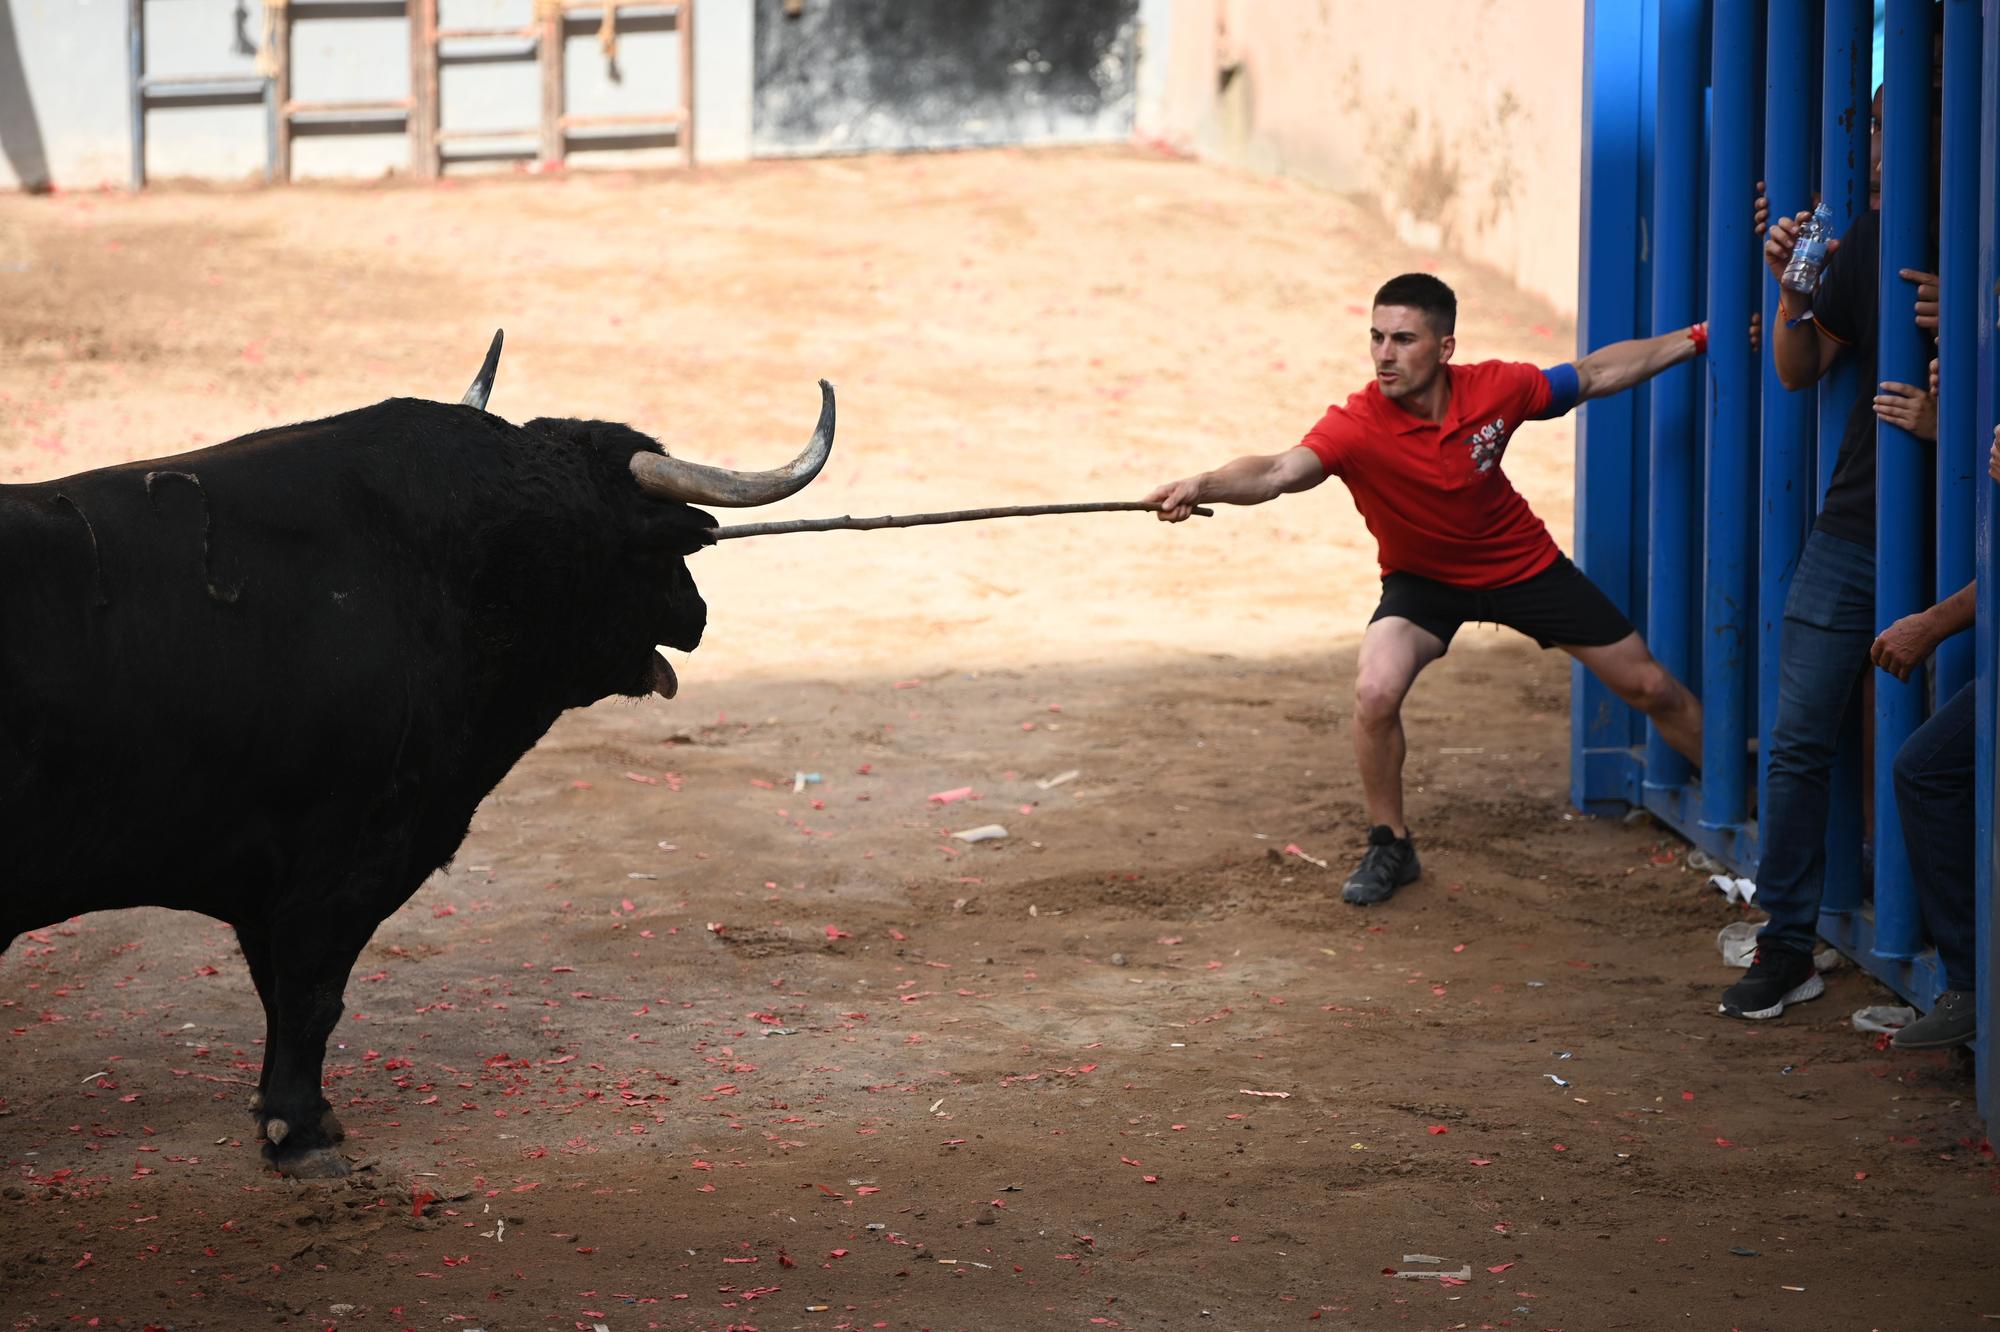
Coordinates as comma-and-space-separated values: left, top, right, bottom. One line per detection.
1373, 273, 1458, 335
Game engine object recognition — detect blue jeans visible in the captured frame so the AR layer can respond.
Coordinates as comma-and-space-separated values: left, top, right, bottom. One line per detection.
1756, 531, 1876, 954
1894, 679, 1977, 992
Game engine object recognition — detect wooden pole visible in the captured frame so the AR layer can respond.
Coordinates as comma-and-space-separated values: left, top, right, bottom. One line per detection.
272, 0, 292, 182
708, 501, 1215, 541
679, 0, 694, 167
412, 0, 437, 179
539, 1, 564, 168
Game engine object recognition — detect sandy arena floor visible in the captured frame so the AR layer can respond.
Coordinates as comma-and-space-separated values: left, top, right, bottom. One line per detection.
2, 147, 1997, 1330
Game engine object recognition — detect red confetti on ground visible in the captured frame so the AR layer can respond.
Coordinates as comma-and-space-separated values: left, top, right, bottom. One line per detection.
1427, 1125, 1448, 1135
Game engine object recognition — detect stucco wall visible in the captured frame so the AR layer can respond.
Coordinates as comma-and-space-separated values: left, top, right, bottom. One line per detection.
1140, 0, 1584, 318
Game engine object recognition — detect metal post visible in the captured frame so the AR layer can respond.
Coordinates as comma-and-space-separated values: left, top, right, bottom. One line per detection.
1873, 0, 1937, 962
1975, 0, 2000, 1127
127, 0, 145, 190
1701, 0, 1764, 833
1935, 0, 1980, 702
1571, 0, 1653, 814
1644, 0, 1704, 803
1818, 0, 1872, 915
1758, 0, 1818, 828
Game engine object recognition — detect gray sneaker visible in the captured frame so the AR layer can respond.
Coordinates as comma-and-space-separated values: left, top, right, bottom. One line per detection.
1892, 990, 1978, 1050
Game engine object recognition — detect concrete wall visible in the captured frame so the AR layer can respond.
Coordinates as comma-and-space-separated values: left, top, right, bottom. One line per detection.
0, 0, 755, 191
1138, 0, 1585, 318
748, 0, 1138, 157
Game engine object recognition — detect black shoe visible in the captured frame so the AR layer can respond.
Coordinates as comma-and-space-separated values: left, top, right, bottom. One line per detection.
1342, 825, 1420, 906
1893, 990, 1977, 1050
1717, 944, 1824, 1020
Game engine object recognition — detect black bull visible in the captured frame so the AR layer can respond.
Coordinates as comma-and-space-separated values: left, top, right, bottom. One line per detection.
0, 369, 835, 1176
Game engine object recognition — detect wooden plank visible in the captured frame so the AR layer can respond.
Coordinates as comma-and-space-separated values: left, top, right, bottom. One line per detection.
435, 127, 541, 141
436, 25, 539, 39
558, 109, 687, 129
283, 98, 414, 115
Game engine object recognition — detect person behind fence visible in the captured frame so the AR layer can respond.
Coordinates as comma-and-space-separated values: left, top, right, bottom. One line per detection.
1875, 329, 2000, 1051
1723, 84, 1942, 1022
1142, 272, 1708, 907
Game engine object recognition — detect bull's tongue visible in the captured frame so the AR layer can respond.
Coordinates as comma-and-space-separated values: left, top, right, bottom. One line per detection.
648, 650, 679, 699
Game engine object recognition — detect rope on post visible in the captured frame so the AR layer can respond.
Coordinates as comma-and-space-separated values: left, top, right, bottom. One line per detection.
708, 501, 1217, 541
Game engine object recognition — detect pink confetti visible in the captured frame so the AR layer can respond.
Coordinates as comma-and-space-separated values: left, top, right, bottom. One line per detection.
928, 787, 974, 804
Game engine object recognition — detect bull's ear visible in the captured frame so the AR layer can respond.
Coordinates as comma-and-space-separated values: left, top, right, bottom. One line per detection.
460, 329, 503, 410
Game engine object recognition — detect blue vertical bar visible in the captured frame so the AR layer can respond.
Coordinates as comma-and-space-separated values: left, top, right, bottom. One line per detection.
1934, 0, 1980, 703
1975, 0, 2000, 1129
1819, 0, 1872, 916
1645, 0, 1706, 799
1817, 0, 1872, 504
1873, 0, 1935, 962
1758, 0, 1818, 828
1574, 0, 1651, 812
1702, 0, 1763, 832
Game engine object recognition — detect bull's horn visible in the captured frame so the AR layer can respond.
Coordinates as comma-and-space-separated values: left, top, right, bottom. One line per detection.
628, 380, 835, 507
461, 329, 504, 411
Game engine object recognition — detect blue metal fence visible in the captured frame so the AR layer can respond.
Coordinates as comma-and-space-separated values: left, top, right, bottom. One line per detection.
1576, 0, 2000, 1125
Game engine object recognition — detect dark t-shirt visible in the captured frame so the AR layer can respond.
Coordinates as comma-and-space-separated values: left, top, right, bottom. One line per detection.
1810, 208, 1879, 547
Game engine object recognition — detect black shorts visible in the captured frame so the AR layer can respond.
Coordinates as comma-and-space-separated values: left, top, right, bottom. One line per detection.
1369, 555, 1635, 652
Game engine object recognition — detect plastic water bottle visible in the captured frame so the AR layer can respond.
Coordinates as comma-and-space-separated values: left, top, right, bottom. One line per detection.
1780, 202, 1835, 294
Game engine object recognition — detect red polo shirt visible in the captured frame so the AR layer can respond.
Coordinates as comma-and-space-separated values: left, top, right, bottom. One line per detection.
1298, 360, 1564, 589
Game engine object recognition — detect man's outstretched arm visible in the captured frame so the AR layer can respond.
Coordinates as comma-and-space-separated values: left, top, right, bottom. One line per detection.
1145, 446, 1325, 522
1570, 324, 1707, 403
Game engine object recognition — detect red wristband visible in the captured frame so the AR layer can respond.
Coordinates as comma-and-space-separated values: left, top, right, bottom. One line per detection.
1687, 322, 1709, 355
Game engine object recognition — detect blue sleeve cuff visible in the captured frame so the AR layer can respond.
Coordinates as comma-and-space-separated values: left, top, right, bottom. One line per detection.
1532, 363, 1580, 420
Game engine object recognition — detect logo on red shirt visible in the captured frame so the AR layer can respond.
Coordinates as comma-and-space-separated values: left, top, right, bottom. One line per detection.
1465, 417, 1509, 474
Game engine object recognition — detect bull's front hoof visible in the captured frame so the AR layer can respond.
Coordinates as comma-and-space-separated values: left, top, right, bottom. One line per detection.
317, 1108, 348, 1143
265, 1144, 352, 1180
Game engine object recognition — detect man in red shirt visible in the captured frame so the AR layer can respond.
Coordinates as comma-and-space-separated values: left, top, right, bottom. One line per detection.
1145, 273, 1706, 906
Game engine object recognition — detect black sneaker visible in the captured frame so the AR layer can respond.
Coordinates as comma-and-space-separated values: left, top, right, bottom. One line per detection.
1342, 825, 1420, 906
1717, 944, 1824, 1020
1892, 990, 1977, 1050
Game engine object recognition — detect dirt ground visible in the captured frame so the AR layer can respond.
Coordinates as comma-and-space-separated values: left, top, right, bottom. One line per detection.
3, 147, 1998, 1331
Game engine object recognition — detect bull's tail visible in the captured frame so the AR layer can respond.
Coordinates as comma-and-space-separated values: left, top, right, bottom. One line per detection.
460, 329, 504, 411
